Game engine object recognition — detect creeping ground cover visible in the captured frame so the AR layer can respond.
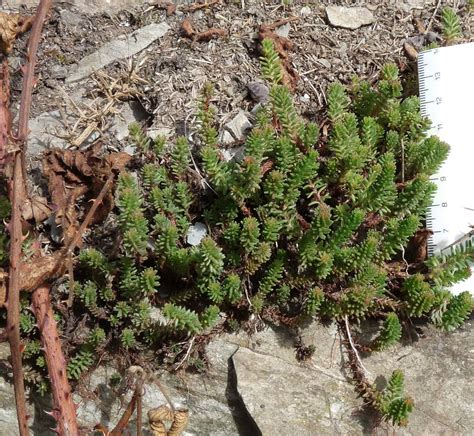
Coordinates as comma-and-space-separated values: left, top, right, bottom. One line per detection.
12, 39, 473, 427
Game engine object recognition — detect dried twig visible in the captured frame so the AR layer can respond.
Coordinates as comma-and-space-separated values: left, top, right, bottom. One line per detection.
426, 0, 443, 33
109, 377, 143, 436
173, 336, 195, 371
183, 0, 221, 12
261, 16, 299, 31
6, 2, 53, 434
181, 18, 227, 42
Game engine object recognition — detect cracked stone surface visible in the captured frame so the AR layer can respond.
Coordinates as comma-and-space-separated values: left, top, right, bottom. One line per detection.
0, 320, 472, 434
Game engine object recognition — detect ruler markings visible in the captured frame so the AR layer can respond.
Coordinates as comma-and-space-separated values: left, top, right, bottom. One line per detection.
418, 43, 474, 295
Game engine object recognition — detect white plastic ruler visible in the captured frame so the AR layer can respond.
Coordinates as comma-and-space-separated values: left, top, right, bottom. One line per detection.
418, 42, 474, 295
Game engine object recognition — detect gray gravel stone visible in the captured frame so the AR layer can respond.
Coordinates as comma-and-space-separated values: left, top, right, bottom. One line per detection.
326, 6, 375, 30
397, 0, 434, 11
275, 23, 290, 39
220, 110, 252, 145
247, 81, 269, 104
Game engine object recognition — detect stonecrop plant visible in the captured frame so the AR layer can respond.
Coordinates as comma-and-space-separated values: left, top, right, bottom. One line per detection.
20, 39, 473, 427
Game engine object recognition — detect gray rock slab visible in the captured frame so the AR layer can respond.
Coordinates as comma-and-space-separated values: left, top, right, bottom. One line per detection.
221, 146, 244, 163
110, 103, 139, 141
228, 321, 474, 435
66, 22, 170, 83
27, 111, 69, 157
232, 346, 359, 435
326, 6, 375, 30
0, 322, 472, 434
361, 323, 474, 435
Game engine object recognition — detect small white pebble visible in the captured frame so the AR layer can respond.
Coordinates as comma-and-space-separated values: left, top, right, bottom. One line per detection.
300, 93, 310, 103
186, 222, 208, 246
300, 6, 312, 17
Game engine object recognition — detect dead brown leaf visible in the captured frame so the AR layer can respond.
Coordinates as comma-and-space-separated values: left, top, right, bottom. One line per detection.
403, 41, 418, 61
150, 0, 176, 16
413, 17, 426, 35
258, 23, 299, 90
19, 251, 67, 292
20, 195, 51, 222
0, 12, 33, 54
107, 152, 132, 172
181, 18, 195, 38
42, 148, 130, 244
406, 228, 433, 263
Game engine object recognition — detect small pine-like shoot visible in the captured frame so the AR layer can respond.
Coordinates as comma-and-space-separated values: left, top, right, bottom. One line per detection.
372, 313, 402, 351
379, 370, 413, 426
129, 122, 151, 151
260, 38, 283, 85
67, 350, 94, 380
327, 83, 349, 122
402, 274, 435, 317
442, 7, 462, 43
434, 292, 473, 332
163, 304, 202, 333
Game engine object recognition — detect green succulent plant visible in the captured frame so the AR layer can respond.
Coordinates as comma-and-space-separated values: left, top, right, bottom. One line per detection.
15, 38, 473, 428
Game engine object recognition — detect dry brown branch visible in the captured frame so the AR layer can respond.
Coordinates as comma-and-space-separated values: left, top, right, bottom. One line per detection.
6, 2, 53, 434
136, 380, 143, 436
261, 16, 299, 31
0, 60, 12, 170
7, 153, 29, 436
180, 18, 227, 42
31, 285, 78, 435
109, 379, 142, 436
183, 0, 221, 12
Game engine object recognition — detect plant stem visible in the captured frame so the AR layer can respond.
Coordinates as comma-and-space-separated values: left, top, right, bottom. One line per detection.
7, 1, 53, 434
32, 285, 78, 435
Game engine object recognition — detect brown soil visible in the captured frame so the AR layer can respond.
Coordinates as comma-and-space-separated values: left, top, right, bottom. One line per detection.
6, 1, 474, 146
